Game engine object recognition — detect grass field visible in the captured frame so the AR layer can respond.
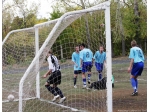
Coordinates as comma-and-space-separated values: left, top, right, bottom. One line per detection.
2, 57, 147, 112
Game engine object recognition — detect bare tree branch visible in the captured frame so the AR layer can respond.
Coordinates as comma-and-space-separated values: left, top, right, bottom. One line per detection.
122, 0, 130, 8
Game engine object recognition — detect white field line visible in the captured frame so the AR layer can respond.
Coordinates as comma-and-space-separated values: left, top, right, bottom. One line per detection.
40, 98, 85, 112
2, 97, 37, 103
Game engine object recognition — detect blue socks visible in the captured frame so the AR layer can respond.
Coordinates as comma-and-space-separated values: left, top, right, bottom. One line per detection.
88, 74, 91, 80
135, 79, 138, 92
130, 78, 137, 92
99, 73, 102, 81
83, 78, 86, 85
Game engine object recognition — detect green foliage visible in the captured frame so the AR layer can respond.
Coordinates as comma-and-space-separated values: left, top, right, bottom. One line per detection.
2, 0, 147, 57
11, 16, 24, 30
50, 10, 63, 20
60, 58, 66, 63
7, 55, 16, 65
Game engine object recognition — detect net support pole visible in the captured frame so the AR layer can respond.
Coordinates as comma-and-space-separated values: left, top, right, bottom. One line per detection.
35, 27, 40, 98
105, 1, 112, 112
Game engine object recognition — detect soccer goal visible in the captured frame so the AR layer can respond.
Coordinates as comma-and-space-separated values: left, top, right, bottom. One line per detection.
2, 1, 112, 112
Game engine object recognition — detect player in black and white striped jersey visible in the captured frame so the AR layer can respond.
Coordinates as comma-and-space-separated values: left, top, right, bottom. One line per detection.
42, 49, 66, 103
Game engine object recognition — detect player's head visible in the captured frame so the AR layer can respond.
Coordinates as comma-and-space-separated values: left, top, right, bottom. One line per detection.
99, 45, 104, 53
79, 43, 86, 50
75, 46, 79, 52
131, 40, 137, 47
45, 49, 53, 61
47, 49, 53, 56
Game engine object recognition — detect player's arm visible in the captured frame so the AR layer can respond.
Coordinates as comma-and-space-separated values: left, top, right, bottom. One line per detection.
42, 60, 53, 78
42, 69, 52, 78
128, 49, 134, 73
80, 58, 83, 68
79, 51, 83, 68
128, 59, 134, 73
104, 60, 107, 69
93, 52, 96, 64
72, 53, 78, 66
104, 52, 107, 69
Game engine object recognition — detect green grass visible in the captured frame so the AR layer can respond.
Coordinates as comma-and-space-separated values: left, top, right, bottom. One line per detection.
2, 59, 147, 112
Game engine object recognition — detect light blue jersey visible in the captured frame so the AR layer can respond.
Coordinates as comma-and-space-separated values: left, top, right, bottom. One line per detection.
93, 51, 106, 63
80, 48, 93, 62
72, 52, 81, 70
129, 46, 144, 63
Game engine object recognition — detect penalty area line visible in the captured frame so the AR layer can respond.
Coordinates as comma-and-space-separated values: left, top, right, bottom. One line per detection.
40, 98, 82, 112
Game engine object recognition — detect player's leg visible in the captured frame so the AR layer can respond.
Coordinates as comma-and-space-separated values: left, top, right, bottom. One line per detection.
87, 71, 91, 84
130, 75, 138, 96
87, 62, 92, 84
54, 85, 66, 103
130, 62, 144, 96
73, 71, 78, 88
82, 72, 87, 88
54, 70, 66, 103
45, 75, 58, 96
82, 62, 87, 88
95, 62, 103, 81
45, 82, 57, 96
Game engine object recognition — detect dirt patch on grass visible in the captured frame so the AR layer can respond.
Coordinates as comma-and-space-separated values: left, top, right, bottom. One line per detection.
113, 88, 147, 112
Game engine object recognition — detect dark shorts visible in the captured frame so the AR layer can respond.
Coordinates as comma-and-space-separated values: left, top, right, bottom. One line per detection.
74, 70, 82, 74
95, 62, 103, 72
47, 70, 61, 85
131, 62, 144, 76
82, 62, 92, 73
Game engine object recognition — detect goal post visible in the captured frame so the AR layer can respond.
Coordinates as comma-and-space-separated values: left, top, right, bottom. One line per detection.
2, 1, 112, 112
105, 3, 112, 111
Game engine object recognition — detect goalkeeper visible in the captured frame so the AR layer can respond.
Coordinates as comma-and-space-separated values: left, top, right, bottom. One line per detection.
42, 50, 66, 103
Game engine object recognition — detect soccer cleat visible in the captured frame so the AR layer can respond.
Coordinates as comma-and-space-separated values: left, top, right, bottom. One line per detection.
86, 87, 92, 91
82, 85, 87, 89
52, 95, 60, 102
58, 97, 66, 103
88, 80, 91, 84
131, 91, 138, 96
74, 85, 77, 88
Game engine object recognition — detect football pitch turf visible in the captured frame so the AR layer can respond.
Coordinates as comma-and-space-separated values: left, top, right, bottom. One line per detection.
2, 57, 147, 112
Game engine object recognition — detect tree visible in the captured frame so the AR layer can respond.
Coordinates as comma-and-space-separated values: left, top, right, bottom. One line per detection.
11, 16, 24, 30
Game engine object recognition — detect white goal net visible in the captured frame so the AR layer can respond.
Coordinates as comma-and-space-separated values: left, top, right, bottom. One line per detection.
2, 1, 112, 112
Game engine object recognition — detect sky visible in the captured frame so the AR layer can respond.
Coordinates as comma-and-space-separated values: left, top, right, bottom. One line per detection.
2, 0, 98, 19
28, 0, 54, 19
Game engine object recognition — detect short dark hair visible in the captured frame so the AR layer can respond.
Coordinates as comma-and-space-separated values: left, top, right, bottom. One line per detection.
80, 43, 86, 47
48, 49, 53, 54
100, 45, 104, 48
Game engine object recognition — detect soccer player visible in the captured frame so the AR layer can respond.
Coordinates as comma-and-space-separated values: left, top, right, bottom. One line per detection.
79, 43, 93, 88
72, 46, 82, 88
93, 45, 106, 81
42, 50, 66, 103
128, 40, 144, 96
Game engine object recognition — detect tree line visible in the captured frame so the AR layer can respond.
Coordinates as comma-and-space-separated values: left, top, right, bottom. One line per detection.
2, 0, 147, 59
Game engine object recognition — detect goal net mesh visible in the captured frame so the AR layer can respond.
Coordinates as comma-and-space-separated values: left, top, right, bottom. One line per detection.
2, 3, 109, 112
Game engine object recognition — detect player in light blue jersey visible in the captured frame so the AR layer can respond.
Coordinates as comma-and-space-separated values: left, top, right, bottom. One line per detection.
72, 46, 82, 88
93, 45, 106, 81
79, 43, 93, 88
128, 40, 144, 96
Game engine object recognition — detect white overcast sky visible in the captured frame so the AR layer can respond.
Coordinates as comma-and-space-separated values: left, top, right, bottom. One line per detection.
27, 0, 55, 19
